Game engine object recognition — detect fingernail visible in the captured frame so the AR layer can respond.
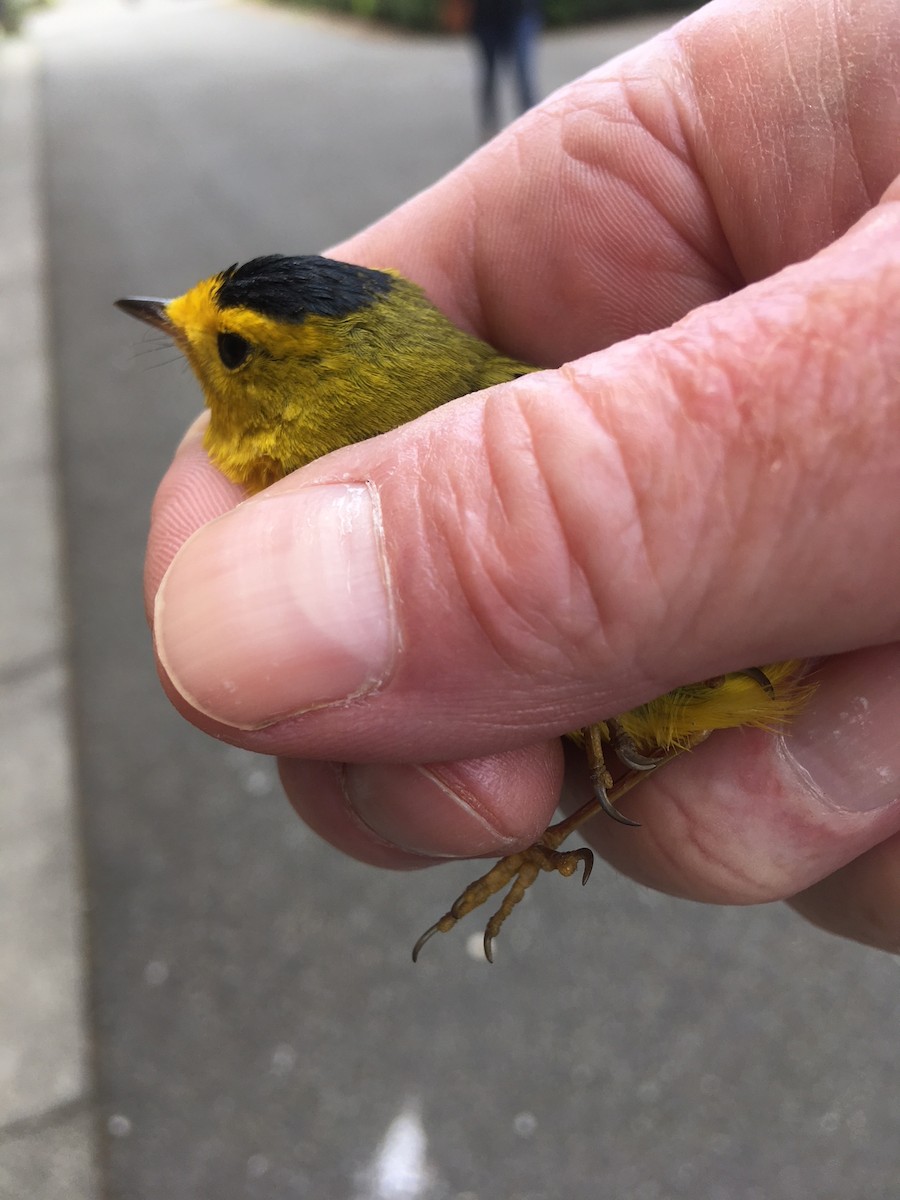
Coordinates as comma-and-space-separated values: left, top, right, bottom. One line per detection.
342, 763, 513, 858
779, 652, 900, 813
154, 483, 396, 728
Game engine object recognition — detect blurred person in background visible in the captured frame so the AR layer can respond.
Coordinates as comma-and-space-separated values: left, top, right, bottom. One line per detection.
469, 0, 541, 136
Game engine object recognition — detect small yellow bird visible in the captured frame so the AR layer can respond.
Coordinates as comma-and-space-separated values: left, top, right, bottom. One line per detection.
118, 255, 811, 960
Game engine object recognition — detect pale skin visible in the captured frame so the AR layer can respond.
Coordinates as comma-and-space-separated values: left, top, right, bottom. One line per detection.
145, 0, 900, 953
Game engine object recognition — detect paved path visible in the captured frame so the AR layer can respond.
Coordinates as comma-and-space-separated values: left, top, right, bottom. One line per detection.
4, 1, 900, 1196
0, 35, 99, 1200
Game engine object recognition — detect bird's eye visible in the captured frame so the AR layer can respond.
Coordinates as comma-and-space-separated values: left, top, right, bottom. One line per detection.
217, 331, 251, 370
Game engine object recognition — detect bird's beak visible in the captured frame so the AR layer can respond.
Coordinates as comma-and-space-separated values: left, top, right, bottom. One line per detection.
114, 296, 175, 336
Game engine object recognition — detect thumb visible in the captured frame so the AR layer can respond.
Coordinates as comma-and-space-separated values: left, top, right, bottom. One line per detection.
150, 202, 900, 762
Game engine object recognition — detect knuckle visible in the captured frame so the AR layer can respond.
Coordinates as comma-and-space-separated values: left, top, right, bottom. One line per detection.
425, 370, 672, 696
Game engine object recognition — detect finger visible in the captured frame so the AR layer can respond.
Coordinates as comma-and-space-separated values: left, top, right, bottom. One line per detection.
567, 648, 900, 905
280, 740, 562, 868
788, 834, 900, 954
150, 203, 900, 757
332, 0, 900, 361
143, 414, 242, 620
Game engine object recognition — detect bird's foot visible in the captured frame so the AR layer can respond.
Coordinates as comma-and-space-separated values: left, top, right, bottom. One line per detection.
411, 746, 681, 962
411, 834, 594, 964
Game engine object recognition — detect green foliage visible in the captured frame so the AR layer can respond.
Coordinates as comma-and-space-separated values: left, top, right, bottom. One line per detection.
1, 0, 48, 35
282, 0, 694, 33
287, 0, 435, 31
543, 0, 690, 26
0, 0, 21, 34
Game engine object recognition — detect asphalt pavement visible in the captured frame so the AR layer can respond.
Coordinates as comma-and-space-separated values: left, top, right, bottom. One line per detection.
4, 0, 900, 1197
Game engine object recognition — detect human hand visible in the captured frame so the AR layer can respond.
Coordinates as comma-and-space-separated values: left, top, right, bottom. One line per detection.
145, 0, 900, 952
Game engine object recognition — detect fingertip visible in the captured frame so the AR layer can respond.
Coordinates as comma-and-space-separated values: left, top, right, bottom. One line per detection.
279, 758, 434, 870
144, 419, 246, 620
788, 832, 900, 954
174, 410, 210, 456
280, 742, 563, 867
342, 742, 562, 858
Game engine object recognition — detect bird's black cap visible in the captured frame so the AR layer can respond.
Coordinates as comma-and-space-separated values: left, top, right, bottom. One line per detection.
215, 255, 393, 323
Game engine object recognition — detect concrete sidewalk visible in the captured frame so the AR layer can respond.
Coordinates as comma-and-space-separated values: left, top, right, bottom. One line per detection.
0, 37, 100, 1200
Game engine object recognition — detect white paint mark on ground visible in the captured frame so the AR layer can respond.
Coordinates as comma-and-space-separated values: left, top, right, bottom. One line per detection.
354, 1099, 441, 1199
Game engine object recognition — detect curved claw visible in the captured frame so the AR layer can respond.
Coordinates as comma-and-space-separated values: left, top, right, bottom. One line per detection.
608, 720, 667, 772
483, 930, 496, 964
737, 666, 775, 697
583, 722, 643, 826
412, 911, 462, 962
551, 845, 594, 883
596, 783, 641, 827
411, 923, 441, 963
614, 741, 667, 772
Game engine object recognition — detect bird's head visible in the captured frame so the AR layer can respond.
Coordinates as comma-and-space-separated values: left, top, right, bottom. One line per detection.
116, 255, 401, 488
117, 252, 531, 491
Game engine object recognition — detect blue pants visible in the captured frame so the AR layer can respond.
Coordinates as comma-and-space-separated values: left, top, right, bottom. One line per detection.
474, 13, 539, 136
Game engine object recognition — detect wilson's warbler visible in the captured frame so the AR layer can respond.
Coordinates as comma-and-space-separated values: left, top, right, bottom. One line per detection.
117, 255, 811, 961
